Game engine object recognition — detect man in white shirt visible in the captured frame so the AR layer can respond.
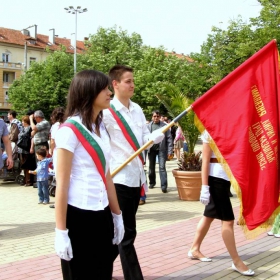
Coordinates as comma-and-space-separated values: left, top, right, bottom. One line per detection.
7, 110, 23, 133
103, 65, 164, 280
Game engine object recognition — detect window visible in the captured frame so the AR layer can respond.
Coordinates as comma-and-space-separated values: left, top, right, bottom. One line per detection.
2, 53, 10, 62
5, 91, 8, 101
29, 57, 36, 66
3, 73, 9, 83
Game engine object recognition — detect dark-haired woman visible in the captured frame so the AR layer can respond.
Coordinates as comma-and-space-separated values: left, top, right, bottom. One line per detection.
55, 70, 124, 280
18, 115, 35, 186
49, 107, 65, 158
48, 107, 65, 208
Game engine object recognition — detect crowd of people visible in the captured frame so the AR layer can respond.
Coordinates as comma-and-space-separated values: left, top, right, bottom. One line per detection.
1, 64, 262, 279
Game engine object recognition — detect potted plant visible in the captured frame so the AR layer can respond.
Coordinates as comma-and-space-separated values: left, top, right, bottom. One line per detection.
172, 151, 202, 201
156, 82, 202, 200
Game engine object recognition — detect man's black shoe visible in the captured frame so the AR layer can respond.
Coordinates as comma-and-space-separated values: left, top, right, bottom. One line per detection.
162, 189, 167, 193
149, 185, 155, 189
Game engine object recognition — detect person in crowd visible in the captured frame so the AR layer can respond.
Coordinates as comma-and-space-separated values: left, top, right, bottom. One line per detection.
160, 115, 168, 124
55, 70, 124, 280
188, 130, 254, 276
164, 116, 170, 123
7, 110, 23, 133
7, 110, 23, 146
29, 148, 52, 205
49, 107, 65, 158
103, 65, 164, 280
170, 124, 177, 144
174, 125, 185, 161
17, 116, 34, 186
267, 213, 280, 238
49, 107, 65, 209
0, 117, 13, 170
29, 110, 50, 154
147, 110, 173, 193
143, 119, 150, 167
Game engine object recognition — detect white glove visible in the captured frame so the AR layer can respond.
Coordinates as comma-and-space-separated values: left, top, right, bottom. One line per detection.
200, 185, 210, 205
150, 129, 165, 144
55, 228, 73, 261
112, 211, 125, 245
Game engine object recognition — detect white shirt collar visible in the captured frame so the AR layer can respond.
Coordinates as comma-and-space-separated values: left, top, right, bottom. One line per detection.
112, 96, 135, 112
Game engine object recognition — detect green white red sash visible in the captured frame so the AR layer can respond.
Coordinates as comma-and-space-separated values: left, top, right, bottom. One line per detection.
61, 119, 107, 187
109, 104, 144, 165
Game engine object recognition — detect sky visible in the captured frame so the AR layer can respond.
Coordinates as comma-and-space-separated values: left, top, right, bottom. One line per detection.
1, 0, 262, 55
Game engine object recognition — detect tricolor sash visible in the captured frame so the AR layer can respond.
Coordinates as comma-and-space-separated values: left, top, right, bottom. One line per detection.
61, 119, 107, 187
109, 104, 144, 165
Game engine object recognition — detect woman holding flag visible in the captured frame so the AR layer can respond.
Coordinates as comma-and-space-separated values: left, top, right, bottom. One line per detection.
188, 130, 254, 276
54, 70, 124, 280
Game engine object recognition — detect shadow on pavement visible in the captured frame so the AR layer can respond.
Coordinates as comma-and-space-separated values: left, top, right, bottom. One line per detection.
0, 222, 55, 240
0, 181, 19, 187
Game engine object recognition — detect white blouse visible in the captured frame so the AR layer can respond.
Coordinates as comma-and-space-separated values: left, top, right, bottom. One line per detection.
55, 116, 110, 210
201, 130, 229, 181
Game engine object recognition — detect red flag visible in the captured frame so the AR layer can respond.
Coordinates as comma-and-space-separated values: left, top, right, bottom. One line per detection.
192, 40, 280, 236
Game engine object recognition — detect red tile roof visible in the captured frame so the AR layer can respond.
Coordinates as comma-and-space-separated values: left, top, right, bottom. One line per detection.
166, 51, 194, 63
0, 27, 85, 54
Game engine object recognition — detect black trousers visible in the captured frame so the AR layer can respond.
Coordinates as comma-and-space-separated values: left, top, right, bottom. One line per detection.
112, 184, 144, 280
61, 204, 114, 280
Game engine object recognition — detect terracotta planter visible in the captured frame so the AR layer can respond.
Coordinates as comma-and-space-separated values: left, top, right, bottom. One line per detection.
172, 169, 202, 201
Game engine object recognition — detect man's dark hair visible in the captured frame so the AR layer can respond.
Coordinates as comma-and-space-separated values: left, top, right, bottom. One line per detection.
36, 148, 47, 158
152, 110, 160, 116
26, 109, 35, 116
8, 110, 17, 118
109, 65, 133, 82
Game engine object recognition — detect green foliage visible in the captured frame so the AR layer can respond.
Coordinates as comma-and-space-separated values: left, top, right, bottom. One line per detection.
156, 82, 200, 153
200, 17, 260, 83
9, 50, 73, 118
79, 26, 143, 73
133, 48, 213, 116
199, 1, 280, 83
9, 26, 213, 120
251, 0, 280, 48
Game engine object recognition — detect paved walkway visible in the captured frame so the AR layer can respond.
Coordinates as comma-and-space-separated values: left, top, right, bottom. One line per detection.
0, 157, 280, 279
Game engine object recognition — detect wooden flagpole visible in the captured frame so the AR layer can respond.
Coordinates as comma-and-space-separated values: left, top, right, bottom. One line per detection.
111, 106, 192, 177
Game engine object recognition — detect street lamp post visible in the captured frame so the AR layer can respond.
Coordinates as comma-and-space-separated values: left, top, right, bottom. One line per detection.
64, 6, 88, 74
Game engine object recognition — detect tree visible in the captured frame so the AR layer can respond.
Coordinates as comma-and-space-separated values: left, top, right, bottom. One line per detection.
9, 26, 215, 120
251, 0, 280, 49
79, 26, 143, 73
199, 17, 260, 83
8, 49, 73, 118
133, 48, 213, 117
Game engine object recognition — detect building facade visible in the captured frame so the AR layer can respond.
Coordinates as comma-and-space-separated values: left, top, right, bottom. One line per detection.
0, 26, 85, 114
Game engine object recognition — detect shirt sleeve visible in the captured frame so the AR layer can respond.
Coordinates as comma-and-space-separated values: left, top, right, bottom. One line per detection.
201, 130, 211, 143
36, 122, 45, 132
55, 126, 79, 153
51, 123, 60, 139
2, 122, 8, 136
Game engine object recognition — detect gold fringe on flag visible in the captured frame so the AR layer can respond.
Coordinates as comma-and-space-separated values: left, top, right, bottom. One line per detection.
194, 114, 280, 239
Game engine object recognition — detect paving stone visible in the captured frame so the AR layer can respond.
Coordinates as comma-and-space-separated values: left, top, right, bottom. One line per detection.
0, 157, 278, 279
